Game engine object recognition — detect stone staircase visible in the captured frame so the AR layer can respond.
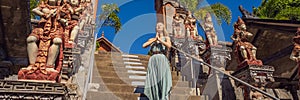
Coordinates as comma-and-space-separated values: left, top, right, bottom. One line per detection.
87, 52, 208, 100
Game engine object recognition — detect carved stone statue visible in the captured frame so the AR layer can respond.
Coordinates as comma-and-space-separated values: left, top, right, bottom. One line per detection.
231, 17, 260, 65
59, 0, 85, 48
18, 0, 65, 81
290, 27, 300, 62
17, 0, 91, 82
172, 13, 184, 38
184, 11, 198, 40
290, 27, 300, 87
203, 13, 218, 46
250, 89, 264, 100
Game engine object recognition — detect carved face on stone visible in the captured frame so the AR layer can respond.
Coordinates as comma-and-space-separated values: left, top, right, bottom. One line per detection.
205, 13, 212, 22
187, 11, 192, 18
70, 0, 79, 6
236, 17, 246, 30
206, 16, 212, 22
174, 14, 180, 20
239, 24, 247, 31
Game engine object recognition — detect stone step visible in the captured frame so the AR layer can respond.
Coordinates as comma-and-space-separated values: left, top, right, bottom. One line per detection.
132, 86, 198, 96
131, 81, 145, 86
139, 59, 149, 63
124, 62, 143, 65
96, 83, 136, 93
97, 70, 187, 80
97, 67, 128, 73
127, 64, 148, 67
87, 91, 146, 100
123, 58, 141, 62
127, 70, 147, 74
122, 54, 139, 58
125, 65, 145, 70
129, 75, 146, 80
97, 71, 129, 78
95, 63, 125, 69
98, 67, 146, 73
98, 71, 145, 78
95, 55, 123, 60
136, 55, 150, 60
171, 87, 200, 95
169, 94, 208, 100
3, 75, 18, 81
98, 69, 182, 79
173, 81, 190, 88
93, 76, 132, 85
130, 80, 191, 88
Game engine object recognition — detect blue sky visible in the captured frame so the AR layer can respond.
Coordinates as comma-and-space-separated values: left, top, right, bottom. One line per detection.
96, 0, 262, 54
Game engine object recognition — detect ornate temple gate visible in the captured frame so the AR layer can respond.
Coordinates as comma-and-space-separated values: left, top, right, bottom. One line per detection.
155, 0, 281, 99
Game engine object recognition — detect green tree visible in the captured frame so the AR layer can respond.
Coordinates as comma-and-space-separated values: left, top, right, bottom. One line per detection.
96, 41, 100, 50
180, 0, 232, 24
30, 0, 39, 19
253, 0, 300, 21
99, 3, 121, 33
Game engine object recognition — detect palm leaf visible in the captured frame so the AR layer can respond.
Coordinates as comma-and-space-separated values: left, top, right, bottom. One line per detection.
179, 0, 231, 25
99, 3, 121, 33
194, 3, 231, 25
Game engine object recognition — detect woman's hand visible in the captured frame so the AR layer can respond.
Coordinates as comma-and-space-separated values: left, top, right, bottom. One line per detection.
158, 36, 171, 48
157, 36, 162, 42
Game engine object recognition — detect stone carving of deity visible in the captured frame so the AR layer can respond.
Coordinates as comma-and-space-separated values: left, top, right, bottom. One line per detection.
172, 13, 184, 38
203, 13, 218, 46
184, 11, 198, 39
290, 27, 300, 62
231, 17, 260, 65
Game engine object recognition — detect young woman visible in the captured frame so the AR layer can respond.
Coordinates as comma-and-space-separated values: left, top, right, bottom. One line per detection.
143, 22, 172, 100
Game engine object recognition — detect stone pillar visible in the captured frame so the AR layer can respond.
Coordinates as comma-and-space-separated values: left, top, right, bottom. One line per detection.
164, 4, 175, 34
201, 45, 233, 99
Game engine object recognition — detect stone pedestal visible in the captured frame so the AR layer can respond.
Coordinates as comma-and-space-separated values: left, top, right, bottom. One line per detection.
232, 63, 275, 99
233, 64, 275, 86
201, 45, 232, 100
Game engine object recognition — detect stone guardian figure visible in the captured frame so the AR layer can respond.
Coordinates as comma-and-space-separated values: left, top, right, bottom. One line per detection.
231, 17, 258, 64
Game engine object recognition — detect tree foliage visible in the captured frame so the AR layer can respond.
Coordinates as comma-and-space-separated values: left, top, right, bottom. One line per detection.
96, 41, 100, 50
179, 0, 201, 13
253, 0, 300, 21
179, 0, 232, 25
99, 3, 121, 33
30, 0, 39, 19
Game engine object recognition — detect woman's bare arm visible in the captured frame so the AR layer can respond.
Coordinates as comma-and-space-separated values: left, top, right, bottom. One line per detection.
142, 38, 157, 48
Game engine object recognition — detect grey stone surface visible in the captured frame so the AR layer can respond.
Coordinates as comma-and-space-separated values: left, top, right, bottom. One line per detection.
0, 47, 6, 61
0, 0, 30, 66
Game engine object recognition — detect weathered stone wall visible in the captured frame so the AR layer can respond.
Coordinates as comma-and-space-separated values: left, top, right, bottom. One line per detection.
0, 0, 30, 66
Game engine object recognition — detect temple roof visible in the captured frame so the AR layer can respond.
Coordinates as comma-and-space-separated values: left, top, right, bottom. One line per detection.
96, 32, 122, 53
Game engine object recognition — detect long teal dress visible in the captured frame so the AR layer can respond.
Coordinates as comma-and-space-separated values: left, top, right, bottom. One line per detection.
144, 38, 172, 100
